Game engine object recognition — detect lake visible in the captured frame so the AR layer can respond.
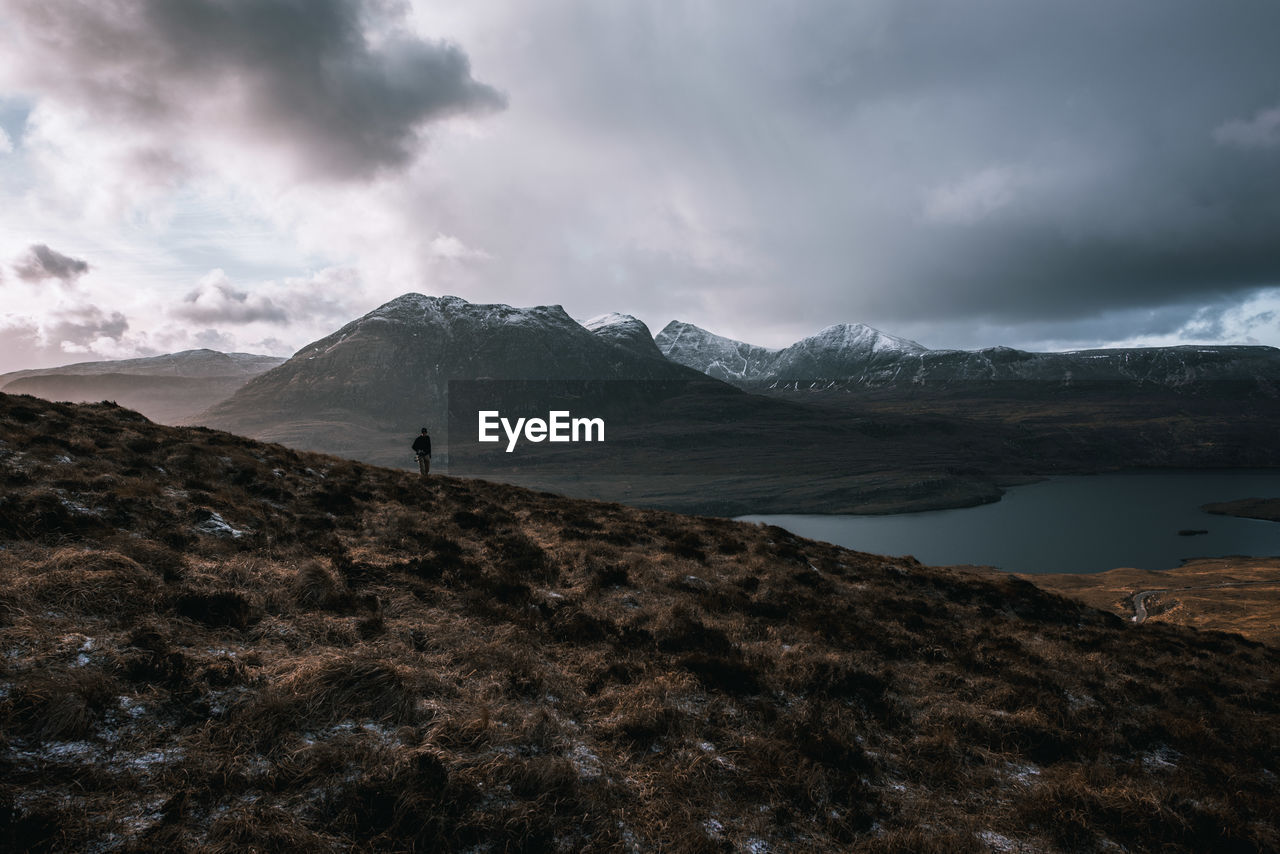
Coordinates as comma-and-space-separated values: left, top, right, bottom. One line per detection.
737, 470, 1280, 574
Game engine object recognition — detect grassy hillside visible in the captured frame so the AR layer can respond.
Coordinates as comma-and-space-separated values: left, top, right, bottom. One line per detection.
1, 393, 1277, 852
1029, 558, 1280, 647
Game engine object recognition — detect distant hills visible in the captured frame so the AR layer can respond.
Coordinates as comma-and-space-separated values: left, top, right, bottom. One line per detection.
657, 320, 1280, 393
6, 297, 1280, 514
657, 320, 927, 385
0, 349, 285, 424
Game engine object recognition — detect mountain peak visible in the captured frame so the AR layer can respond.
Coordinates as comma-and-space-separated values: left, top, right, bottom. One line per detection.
199, 294, 698, 463
580, 312, 640, 332
803, 322, 929, 356
579, 313, 667, 360
362, 293, 576, 332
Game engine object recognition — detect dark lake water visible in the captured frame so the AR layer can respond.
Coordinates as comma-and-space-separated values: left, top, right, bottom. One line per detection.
738, 470, 1280, 574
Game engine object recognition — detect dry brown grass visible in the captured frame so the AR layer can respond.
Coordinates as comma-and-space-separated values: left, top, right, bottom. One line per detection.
1, 392, 1278, 852
1028, 558, 1280, 646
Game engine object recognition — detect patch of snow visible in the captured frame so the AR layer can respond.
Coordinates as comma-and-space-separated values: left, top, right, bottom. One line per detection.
54, 454, 73, 464
744, 837, 771, 853
1065, 691, 1097, 710
59, 497, 104, 516
703, 817, 724, 839
1142, 746, 1180, 772
299, 720, 402, 747
976, 830, 1021, 852
114, 795, 168, 840
616, 821, 643, 854
580, 312, 636, 332
193, 511, 248, 539
118, 697, 147, 718
17, 740, 101, 763
124, 748, 184, 771
1005, 761, 1041, 785
569, 742, 604, 781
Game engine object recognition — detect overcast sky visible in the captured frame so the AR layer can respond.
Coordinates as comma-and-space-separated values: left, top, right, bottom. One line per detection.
2, 0, 1279, 372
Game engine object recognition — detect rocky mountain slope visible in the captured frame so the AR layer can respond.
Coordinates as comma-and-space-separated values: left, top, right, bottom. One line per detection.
1, 391, 1277, 852
580, 312, 669, 361
0, 349, 285, 424
657, 321, 1280, 393
655, 321, 782, 384
197, 295, 705, 467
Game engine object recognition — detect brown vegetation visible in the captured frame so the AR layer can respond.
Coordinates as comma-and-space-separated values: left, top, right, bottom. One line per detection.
1029, 558, 1280, 647
1, 392, 1278, 852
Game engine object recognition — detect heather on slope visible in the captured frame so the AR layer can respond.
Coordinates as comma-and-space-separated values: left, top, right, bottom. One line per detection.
0, 393, 1277, 853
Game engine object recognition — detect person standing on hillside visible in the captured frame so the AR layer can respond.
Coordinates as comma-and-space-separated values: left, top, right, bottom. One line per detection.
412, 428, 432, 476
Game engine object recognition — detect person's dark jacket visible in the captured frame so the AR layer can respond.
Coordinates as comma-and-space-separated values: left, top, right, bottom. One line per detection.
412, 434, 431, 455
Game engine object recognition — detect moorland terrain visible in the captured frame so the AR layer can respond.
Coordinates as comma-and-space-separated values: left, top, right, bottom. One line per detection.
1, 391, 1278, 852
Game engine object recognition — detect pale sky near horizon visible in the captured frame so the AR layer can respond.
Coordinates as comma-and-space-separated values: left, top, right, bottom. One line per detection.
2, 0, 1279, 373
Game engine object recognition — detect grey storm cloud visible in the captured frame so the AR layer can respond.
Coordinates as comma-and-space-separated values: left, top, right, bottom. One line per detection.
1, 0, 506, 180
3, 0, 1280, 352
437, 0, 1280, 346
50, 306, 129, 342
14, 244, 90, 283
174, 277, 288, 324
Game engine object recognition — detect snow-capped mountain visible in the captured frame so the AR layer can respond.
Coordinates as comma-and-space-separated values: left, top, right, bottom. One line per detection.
655, 320, 927, 385
579, 312, 667, 360
654, 321, 781, 383
656, 320, 1280, 392
771, 323, 928, 380
197, 294, 705, 464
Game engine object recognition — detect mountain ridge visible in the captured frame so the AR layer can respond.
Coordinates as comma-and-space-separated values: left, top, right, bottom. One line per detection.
656, 319, 1280, 392
0, 349, 286, 425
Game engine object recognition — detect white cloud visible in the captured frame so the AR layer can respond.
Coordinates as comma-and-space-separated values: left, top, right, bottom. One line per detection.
0, 305, 132, 371
173, 269, 288, 325
1214, 104, 1280, 150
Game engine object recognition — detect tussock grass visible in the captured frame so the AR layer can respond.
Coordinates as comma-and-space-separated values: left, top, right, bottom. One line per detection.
0, 392, 1278, 852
